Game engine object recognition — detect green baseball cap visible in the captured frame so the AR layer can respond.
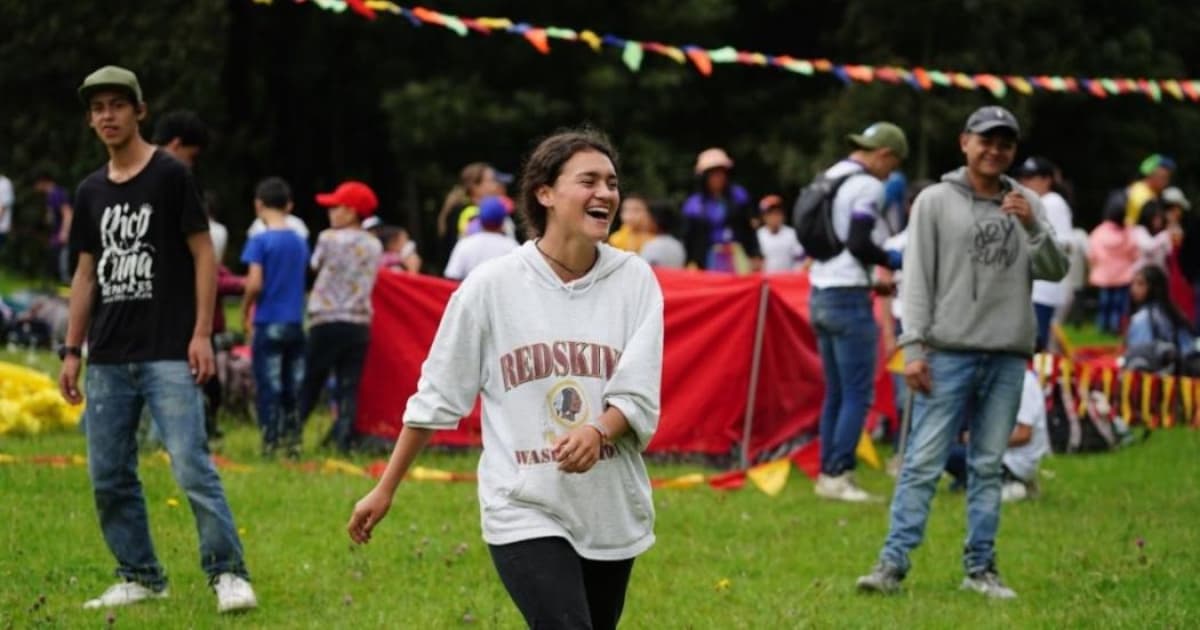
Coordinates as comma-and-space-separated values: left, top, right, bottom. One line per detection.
78, 65, 143, 105
847, 122, 909, 160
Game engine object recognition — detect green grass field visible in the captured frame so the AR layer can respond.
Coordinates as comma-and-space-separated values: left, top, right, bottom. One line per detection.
0, 269, 1176, 627
3, 411, 1198, 628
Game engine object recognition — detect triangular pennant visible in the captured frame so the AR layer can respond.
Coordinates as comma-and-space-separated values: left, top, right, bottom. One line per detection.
621, 41, 644, 72
1006, 76, 1034, 94
653, 473, 707, 489
708, 469, 746, 490
708, 46, 739, 63
441, 15, 469, 36
322, 458, 367, 477
345, 0, 377, 20
523, 28, 551, 54
789, 439, 821, 480
578, 29, 602, 51
685, 47, 713, 76
747, 459, 790, 497
856, 431, 881, 470
545, 27, 577, 40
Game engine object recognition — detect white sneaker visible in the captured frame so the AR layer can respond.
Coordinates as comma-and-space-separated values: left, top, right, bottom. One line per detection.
814, 473, 874, 502
82, 581, 167, 609
961, 571, 1017, 599
1001, 481, 1028, 503
213, 573, 258, 613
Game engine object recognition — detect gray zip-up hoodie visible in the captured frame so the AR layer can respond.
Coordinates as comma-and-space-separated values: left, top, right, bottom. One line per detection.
899, 167, 1070, 363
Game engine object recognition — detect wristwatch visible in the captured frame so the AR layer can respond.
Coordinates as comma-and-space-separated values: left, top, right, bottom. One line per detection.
58, 345, 82, 361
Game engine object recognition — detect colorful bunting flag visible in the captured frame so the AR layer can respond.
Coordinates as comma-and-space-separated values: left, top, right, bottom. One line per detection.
257, 0, 1198, 104
621, 41, 643, 72
856, 430, 882, 470
653, 473, 707, 489
789, 439, 821, 480
708, 469, 747, 491
747, 459, 790, 497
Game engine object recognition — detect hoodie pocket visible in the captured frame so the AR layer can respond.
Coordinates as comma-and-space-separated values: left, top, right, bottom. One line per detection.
509, 458, 653, 551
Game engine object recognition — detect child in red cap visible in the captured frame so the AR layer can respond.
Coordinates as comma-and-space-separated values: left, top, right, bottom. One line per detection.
298, 180, 383, 452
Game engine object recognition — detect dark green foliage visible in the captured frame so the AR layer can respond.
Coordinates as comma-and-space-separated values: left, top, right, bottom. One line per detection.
1, 0, 1198, 272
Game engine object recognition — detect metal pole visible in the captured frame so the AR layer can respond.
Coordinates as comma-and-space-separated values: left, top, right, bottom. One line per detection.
740, 280, 771, 470
896, 388, 914, 465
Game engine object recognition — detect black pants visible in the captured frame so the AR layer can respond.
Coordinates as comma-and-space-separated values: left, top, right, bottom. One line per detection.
299, 322, 370, 451
489, 537, 635, 630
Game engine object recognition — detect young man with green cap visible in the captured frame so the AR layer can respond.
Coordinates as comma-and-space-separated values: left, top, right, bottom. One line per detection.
808, 121, 907, 503
58, 65, 257, 613
856, 105, 1068, 599
1124, 153, 1175, 226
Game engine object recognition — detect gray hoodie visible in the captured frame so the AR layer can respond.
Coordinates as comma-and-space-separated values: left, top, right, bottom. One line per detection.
899, 167, 1069, 363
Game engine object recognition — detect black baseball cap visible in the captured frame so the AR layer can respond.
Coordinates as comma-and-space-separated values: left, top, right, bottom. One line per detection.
964, 106, 1020, 137
1014, 156, 1055, 178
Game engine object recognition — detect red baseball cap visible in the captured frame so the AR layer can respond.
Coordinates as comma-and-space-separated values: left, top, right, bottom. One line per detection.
315, 181, 378, 218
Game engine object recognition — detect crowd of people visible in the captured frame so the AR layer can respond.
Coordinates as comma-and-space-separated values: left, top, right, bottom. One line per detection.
3, 61, 1195, 623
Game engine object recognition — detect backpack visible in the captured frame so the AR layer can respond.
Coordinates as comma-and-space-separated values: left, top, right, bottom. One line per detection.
1046, 382, 1127, 454
792, 173, 855, 261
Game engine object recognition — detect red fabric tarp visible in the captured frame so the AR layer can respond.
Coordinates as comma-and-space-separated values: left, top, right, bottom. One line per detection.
356, 269, 897, 461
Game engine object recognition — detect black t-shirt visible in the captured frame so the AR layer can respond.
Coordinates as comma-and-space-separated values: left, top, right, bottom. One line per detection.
69, 150, 210, 364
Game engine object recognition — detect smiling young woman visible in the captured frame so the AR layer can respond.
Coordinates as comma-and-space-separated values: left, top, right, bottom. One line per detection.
348, 129, 665, 629
521, 130, 621, 281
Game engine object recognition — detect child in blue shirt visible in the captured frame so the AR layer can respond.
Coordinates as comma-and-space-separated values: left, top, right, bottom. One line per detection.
241, 177, 310, 458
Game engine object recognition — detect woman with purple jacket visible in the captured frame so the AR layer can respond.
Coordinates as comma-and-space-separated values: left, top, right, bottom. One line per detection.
681, 148, 761, 272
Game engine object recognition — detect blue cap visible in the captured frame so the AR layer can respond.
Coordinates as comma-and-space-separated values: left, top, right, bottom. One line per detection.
478, 196, 507, 227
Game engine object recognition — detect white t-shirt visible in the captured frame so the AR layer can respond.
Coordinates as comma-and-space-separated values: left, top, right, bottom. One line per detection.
809, 160, 887, 288
1031, 191, 1074, 307
444, 231, 518, 279
1003, 370, 1050, 482
756, 225, 804, 273
639, 235, 686, 269
405, 242, 663, 560
0, 175, 13, 234
209, 219, 228, 262
248, 214, 309, 242
1132, 225, 1173, 272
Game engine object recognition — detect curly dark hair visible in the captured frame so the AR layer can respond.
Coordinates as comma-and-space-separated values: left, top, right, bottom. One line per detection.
517, 128, 619, 238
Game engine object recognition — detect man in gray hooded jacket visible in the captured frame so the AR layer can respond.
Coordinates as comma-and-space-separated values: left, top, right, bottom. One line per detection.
856, 106, 1069, 599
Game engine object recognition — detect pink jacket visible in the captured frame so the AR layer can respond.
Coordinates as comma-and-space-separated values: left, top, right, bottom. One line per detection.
1088, 222, 1139, 287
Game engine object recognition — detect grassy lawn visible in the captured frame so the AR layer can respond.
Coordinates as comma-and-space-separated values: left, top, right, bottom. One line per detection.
1, 273, 1185, 627
3, 411, 1199, 627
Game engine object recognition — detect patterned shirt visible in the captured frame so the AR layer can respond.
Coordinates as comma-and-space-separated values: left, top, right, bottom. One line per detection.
308, 228, 382, 326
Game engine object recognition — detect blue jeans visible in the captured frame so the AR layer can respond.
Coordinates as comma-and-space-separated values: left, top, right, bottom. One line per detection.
810, 287, 878, 476
84, 361, 248, 589
1033, 302, 1055, 352
252, 322, 306, 449
1096, 286, 1129, 334
879, 350, 1025, 576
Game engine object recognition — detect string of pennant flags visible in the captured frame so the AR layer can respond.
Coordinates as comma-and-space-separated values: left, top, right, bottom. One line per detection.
251, 0, 1200, 104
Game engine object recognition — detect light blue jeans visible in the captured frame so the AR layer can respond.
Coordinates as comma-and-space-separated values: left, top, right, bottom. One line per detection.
84, 361, 248, 589
879, 350, 1025, 576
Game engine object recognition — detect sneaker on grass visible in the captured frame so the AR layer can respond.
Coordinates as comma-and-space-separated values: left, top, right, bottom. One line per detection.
814, 473, 875, 502
961, 570, 1017, 599
856, 563, 904, 595
82, 581, 167, 609
214, 573, 258, 613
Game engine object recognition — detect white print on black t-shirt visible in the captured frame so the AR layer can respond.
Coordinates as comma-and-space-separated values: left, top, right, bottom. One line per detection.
97, 202, 156, 303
